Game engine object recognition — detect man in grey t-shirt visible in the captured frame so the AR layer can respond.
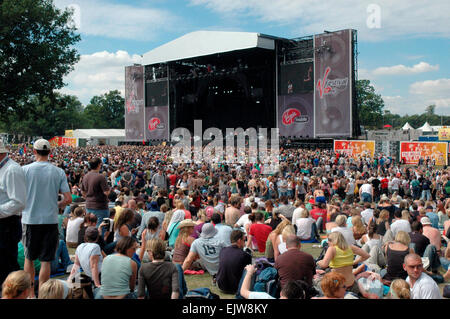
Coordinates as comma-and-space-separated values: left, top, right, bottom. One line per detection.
182, 222, 226, 276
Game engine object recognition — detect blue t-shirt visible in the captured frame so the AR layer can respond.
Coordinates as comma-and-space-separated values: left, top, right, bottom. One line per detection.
22, 161, 70, 224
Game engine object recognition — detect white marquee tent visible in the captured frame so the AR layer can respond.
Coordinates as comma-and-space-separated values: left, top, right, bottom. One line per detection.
417, 122, 433, 132
402, 122, 414, 130
71, 129, 125, 146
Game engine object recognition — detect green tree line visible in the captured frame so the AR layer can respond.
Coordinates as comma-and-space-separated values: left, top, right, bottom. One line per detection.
357, 79, 450, 130
0, 90, 125, 138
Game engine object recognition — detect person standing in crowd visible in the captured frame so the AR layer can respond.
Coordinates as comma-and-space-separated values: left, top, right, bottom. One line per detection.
81, 157, 110, 227
22, 139, 72, 298
0, 140, 27, 288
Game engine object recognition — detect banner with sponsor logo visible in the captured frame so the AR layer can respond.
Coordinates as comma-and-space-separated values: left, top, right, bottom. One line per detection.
314, 29, 352, 137
400, 141, 448, 165
278, 93, 314, 137
49, 136, 78, 147
125, 65, 145, 141
438, 127, 450, 141
145, 106, 169, 140
334, 140, 375, 158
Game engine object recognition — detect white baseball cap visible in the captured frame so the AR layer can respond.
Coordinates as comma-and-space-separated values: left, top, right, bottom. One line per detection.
33, 139, 51, 151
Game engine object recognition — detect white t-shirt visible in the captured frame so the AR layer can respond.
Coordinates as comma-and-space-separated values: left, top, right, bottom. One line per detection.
390, 219, 411, 237
359, 183, 372, 194
75, 242, 103, 279
331, 226, 356, 245
406, 273, 442, 299
66, 217, 84, 243
236, 214, 251, 235
296, 217, 315, 240
249, 291, 275, 299
361, 208, 373, 225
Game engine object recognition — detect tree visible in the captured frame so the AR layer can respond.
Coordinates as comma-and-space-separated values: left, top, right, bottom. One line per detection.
83, 90, 125, 129
0, 0, 81, 119
356, 79, 385, 129
425, 104, 436, 115
3, 93, 86, 138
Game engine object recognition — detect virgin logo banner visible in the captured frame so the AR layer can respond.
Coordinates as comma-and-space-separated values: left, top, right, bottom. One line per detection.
145, 106, 169, 140
125, 65, 145, 141
314, 29, 352, 137
278, 94, 314, 138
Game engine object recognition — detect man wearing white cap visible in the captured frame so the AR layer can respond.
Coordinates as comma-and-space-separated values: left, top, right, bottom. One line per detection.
0, 139, 27, 288
21, 139, 72, 297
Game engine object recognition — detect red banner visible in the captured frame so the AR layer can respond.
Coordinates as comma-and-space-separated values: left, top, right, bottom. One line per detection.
400, 142, 448, 165
334, 140, 375, 158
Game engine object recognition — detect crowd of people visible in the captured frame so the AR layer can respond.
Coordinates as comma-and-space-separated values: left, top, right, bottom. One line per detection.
1, 138, 450, 300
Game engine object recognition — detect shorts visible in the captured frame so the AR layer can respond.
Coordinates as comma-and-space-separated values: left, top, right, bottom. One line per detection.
22, 224, 59, 262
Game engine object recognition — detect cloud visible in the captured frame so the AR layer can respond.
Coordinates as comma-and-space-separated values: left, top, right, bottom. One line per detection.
58, 50, 143, 105
373, 62, 439, 75
409, 78, 450, 95
190, 0, 450, 41
54, 0, 179, 41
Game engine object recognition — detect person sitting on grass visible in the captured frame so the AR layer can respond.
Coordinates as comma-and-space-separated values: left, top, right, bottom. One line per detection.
1, 270, 31, 299
316, 231, 374, 298
182, 222, 226, 283
312, 272, 347, 299
239, 264, 313, 299
137, 239, 179, 299
216, 229, 252, 294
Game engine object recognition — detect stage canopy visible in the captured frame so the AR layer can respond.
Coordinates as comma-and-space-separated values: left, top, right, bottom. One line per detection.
141, 31, 276, 65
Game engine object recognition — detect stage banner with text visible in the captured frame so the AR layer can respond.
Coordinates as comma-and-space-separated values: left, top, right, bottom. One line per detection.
125, 65, 145, 141
334, 140, 375, 158
314, 29, 352, 137
400, 141, 448, 165
145, 106, 169, 140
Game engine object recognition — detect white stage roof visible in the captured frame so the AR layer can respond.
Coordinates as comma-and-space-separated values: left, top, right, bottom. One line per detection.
142, 31, 276, 65
72, 129, 125, 139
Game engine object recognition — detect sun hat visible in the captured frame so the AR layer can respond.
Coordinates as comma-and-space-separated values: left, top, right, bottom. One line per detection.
420, 217, 432, 226
33, 139, 51, 151
177, 219, 196, 229
200, 222, 218, 239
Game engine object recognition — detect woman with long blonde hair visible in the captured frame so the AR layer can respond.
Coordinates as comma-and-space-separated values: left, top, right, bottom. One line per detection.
265, 219, 291, 262
317, 231, 370, 296
351, 215, 367, 242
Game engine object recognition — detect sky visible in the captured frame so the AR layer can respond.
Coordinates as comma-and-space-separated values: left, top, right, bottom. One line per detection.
54, 0, 450, 117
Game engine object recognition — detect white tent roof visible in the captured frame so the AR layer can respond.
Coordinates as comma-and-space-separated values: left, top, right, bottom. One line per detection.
72, 129, 125, 139
402, 122, 414, 130
142, 31, 276, 65
418, 122, 433, 132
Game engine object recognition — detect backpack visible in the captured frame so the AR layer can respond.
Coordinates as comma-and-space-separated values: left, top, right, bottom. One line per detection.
253, 267, 280, 298
66, 273, 94, 299
254, 257, 274, 275
184, 287, 220, 299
